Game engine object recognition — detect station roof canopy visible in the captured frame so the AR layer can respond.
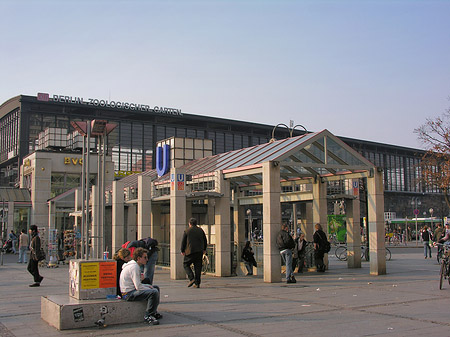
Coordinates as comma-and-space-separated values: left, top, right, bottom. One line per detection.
113, 129, 376, 191
156, 129, 376, 186
0, 188, 30, 202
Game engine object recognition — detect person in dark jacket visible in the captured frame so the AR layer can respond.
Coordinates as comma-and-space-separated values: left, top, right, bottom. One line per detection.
294, 233, 307, 273
313, 223, 327, 272
421, 226, 432, 259
242, 241, 257, 275
276, 223, 296, 283
27, 225, 44, 287
181, 218, 207, 288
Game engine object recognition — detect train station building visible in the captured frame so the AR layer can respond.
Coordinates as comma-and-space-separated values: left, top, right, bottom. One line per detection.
0, 92, 440, 279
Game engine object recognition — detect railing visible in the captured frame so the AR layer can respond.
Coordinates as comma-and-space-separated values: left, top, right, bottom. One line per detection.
157, 243, 216, 274
238, 241, 316, 269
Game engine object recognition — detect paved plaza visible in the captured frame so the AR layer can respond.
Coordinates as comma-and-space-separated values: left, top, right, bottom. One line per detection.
0, 246, 449, 337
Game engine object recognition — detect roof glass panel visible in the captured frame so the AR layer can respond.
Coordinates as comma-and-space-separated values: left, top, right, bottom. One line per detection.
326, 137, 366, 166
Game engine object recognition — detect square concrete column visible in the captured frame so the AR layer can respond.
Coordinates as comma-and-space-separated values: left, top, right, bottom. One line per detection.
126, 204, 137, 241
112, 180, 125, 253
346, 192, 361, 268
312, 179, 327, 229
367, 170, 386, 275
151, 202, 163, 243
170, 168, 187, 280
206, 198, 215, 244
233, 188, 246, 275
312, 179, 328, 268
262, 161, 281, 283
91, 185, 100, 259
300, 202, 314, 241
31, 157, 51, 228
138, 175, 152, 239
215, 172, 231, 276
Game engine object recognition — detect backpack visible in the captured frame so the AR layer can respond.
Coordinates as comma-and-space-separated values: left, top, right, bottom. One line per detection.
324, 240, 331, 253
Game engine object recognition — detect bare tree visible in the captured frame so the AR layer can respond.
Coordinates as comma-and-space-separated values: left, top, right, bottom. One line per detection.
415, 107, 450, 207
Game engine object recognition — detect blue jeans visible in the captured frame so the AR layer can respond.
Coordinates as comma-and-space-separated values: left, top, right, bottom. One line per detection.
423, 241, 431, 258
18, 246, 27, 263
124, 285, 160, 317
280, 249, 293, 280
143, 251, 158, 285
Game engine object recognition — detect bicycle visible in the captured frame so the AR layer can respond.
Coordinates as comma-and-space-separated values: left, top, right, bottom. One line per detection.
189, 252, 210, 275
439, 246, 450, 290
436, 242, 450, 264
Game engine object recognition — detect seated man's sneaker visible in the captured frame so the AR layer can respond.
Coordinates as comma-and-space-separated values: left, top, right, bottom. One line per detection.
144, 315, 160, 325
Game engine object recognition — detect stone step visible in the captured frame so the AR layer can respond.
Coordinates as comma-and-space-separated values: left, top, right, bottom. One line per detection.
41, 295, 147, 330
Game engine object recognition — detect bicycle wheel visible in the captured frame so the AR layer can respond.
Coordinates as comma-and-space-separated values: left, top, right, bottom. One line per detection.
338, 249, 348, 261
385, 248, 391, 261
440, 261, 445, 290
335, 246, 347, 260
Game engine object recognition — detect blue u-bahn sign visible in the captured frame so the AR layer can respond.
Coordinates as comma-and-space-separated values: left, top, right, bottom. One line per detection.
156, 144, 170, 177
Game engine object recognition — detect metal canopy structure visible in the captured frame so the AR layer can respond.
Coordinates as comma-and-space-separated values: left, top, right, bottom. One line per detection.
151, 129, 375, 191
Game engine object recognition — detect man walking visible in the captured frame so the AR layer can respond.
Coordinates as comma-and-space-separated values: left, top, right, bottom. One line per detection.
181, 218, 207, 288
18, 229, 29, 263
120, 247, 162, 325
277, 223, 296, 283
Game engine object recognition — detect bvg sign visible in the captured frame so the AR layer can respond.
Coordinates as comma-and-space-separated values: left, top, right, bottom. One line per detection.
64, 157, 83, 165
156, 145, 170, 177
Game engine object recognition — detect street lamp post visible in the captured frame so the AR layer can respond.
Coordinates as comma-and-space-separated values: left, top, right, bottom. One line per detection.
411, 197, 422, 247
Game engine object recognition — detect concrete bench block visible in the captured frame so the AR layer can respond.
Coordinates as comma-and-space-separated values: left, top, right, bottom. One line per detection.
41, 295, 147, 330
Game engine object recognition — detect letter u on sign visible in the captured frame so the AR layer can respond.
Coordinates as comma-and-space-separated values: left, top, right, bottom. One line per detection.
156, 145, 170, 177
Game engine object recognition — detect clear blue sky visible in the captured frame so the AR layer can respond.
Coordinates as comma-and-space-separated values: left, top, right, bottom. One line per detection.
1, 0, 449, 149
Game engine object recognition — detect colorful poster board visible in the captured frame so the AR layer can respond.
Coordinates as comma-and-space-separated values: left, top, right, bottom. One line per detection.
80, 261, 117, 289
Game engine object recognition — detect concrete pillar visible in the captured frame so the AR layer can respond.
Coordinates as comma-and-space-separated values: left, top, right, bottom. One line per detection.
214, 172, 231, 276
299, 202, 314, 241
346, 194, 361, 268
151, 203, 163, 243
312, 179, 327, 230
126, 203, 137, 241
31, 157, 51, 228
112, 180, 125, 253
312, 178, 328, 268
206, 198, 215, 244
233, 188, 246, 275
186, 200, 192, 226
262, 161, 281, 283
91, 185, 100, 259
137, 176, 152, 240
367, 170, 386, 275
170, 168, 187, 280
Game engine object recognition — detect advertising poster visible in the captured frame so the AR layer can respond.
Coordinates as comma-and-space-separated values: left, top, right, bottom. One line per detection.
99, 262, 117, 288
328, 214, 347, 242
81, 262, 99, 289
